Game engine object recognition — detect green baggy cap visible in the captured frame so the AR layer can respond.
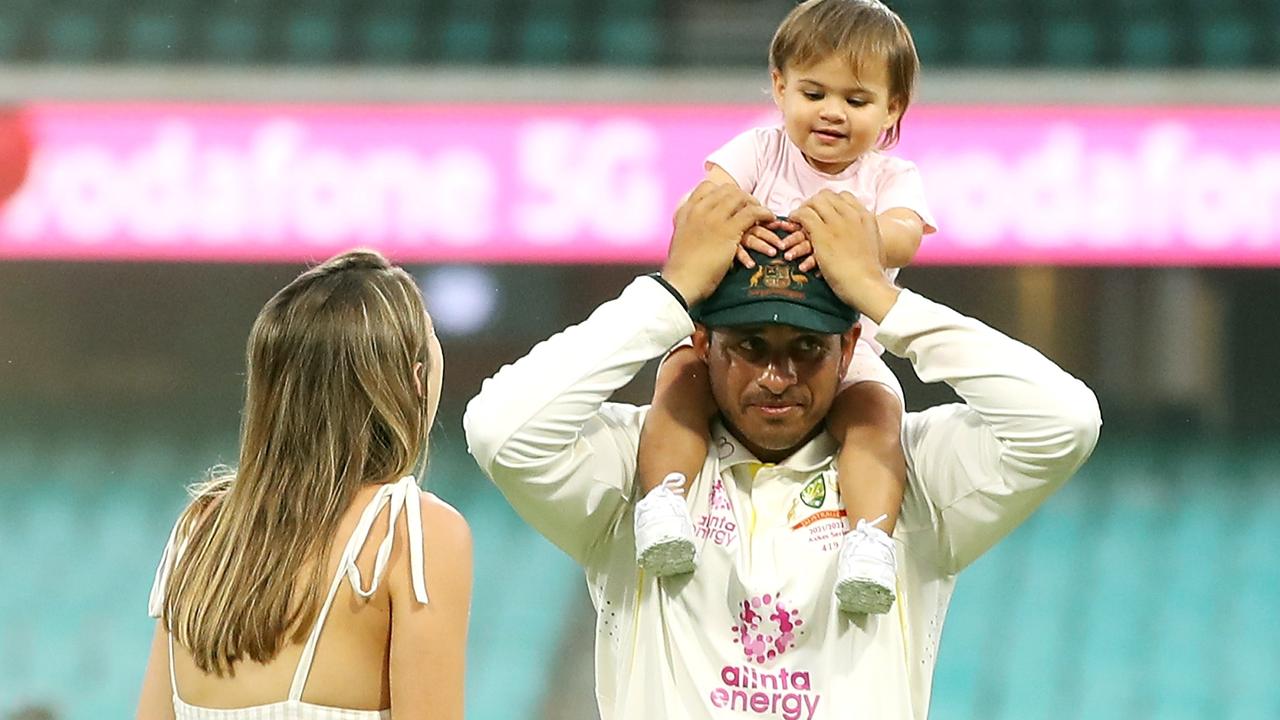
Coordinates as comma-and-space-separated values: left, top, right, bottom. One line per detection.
690, 232, 859, 333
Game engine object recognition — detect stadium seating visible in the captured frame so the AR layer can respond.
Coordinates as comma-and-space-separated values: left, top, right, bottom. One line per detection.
44, 1, 107, 63
1042, 19, 1102, 68
0, 0, 1276, 67
436, 0, 503, 64
597, 0, 661, 66
0, 0, 40, 61
0, 426, 580, 720
518, 0, 576, 65
932, 435, 1280, 720
1197, 16, 1258, 67
357, 1, 424, 65
4, 427, 1280, 719
960, 13, 1025, 66
202, 0, 270, 63
281, 0, 346, 65
1120, 19, 1179, 68
123, 0, 194, 63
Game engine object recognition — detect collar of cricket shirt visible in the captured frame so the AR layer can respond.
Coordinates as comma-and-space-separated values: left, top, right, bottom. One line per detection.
710, 421, 839, 477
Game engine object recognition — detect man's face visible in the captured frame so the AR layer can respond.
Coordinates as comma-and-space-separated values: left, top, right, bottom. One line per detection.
696, 323, 857, 462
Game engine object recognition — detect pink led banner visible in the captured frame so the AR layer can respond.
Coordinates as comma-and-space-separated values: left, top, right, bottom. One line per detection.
1, 103, 1277, 265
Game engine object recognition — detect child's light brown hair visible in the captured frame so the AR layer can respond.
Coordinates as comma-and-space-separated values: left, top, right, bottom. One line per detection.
769, 0, 919, 149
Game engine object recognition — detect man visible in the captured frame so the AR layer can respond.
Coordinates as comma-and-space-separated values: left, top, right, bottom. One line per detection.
464, 183, 1101, 719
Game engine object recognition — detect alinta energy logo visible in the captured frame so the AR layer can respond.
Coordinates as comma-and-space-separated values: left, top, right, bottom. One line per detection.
733, 593, 802, 664
694, 477, 738, 547
710, 593, 821, 720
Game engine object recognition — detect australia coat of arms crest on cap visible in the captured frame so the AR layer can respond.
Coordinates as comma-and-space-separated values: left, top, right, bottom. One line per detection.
749, 261, 808, 299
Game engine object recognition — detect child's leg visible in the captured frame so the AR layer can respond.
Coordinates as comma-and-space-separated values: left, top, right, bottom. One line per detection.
828, 381, 905, 535
633, 344, 716, 576
828, 341, 906, 614
636, 345, 717, 497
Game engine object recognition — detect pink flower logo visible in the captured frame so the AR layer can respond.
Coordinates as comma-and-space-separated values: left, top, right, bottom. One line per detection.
708, 477, 733, 512
731, 593, 804, 665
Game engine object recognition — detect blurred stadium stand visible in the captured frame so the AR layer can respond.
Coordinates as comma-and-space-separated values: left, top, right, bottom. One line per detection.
0, 0, 1276, 67
936, 434, 1280, 720
3, 427, 1279, 718
0, 424, 582, 719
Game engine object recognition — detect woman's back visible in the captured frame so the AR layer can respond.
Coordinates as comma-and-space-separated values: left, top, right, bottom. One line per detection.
142, 477, 471, 719
170, 477, 393, 710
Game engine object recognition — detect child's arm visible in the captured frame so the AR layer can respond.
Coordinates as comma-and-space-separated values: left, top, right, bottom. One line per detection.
704, 162, 738, 188
789, 207, 925, 272
878, 208, 926, 269
875, 159, 934, 270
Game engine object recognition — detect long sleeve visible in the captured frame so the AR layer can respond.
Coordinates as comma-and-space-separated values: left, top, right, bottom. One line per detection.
878, 290, 1102, 574
463, 277, 695, 564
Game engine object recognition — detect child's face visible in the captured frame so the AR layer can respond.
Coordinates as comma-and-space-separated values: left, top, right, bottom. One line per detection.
771, 53, 902, 175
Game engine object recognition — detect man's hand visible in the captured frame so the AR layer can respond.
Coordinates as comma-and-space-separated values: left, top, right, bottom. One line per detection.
662, 181, 775, 306
790, 190, 900, 323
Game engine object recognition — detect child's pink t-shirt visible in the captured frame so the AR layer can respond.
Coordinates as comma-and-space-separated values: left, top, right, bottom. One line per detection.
706, 125, 937, 349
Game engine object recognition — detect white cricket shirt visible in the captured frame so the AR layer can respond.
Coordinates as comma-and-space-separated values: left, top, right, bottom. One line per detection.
464, 278, 1100, 720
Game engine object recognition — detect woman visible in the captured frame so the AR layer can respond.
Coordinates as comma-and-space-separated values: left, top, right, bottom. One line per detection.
137, 250, 472, 719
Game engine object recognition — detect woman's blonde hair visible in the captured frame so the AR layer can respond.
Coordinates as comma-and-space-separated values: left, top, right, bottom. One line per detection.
162, 249, 434, 676
769, 0, 920, 149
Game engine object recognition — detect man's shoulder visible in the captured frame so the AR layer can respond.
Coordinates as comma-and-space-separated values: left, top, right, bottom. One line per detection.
897, 404, 971, 500
583, 401, 650, 456
596, 401, 648, 429
896, 406, 972, 573
900, 402, 975, 463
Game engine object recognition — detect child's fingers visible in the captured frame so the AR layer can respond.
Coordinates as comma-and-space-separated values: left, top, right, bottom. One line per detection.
783, 239, 813, 261
740, 230, 779, 257
765, 218, 801, 234
798, 256, 818, 272
776, 230, 807, 251
749, 226, 788, 250
736, 246, 757, 268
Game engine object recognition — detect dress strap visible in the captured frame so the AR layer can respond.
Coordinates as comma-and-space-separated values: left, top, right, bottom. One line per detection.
167, 631, 179, 699
288, 476, 430, 701
148, 516, 184, 618
151, 517, 186, 698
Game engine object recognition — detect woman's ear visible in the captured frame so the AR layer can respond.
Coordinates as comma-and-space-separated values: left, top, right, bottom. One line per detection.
412, 361, 425, 398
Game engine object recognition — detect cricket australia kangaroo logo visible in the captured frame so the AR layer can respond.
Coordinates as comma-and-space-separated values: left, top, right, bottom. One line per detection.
799, 476, 825, 509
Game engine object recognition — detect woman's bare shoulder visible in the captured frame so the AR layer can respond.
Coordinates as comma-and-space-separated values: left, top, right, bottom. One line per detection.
416, 491, 471, 545
383, 489, 471, 601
